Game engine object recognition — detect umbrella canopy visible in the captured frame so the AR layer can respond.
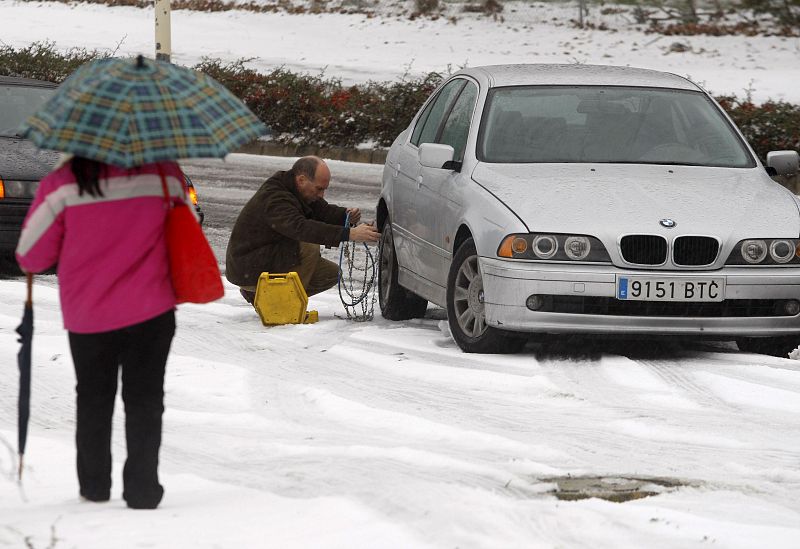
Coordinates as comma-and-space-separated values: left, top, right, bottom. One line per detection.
19, 56, 265, 168
16, 273, 33, 481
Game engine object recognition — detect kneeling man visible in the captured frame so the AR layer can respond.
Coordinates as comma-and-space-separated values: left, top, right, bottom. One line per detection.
226, 156, 379, 304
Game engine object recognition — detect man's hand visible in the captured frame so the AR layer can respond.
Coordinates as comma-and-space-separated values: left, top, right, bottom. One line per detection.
346, 208, 362, 225
349, 222, 380, 242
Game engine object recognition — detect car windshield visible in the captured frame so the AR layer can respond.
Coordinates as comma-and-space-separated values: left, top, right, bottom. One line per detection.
0, 84, 55, 137
478, 86, 754, 167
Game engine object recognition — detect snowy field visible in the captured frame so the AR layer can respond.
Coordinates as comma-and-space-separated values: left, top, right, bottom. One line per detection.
1, 0, 799, 103
2, 156, 800, 548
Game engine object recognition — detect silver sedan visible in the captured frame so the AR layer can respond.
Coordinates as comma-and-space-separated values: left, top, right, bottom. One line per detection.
376, 64, 800, 355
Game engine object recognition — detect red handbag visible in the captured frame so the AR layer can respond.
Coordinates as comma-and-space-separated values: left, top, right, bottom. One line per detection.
160, 170, 224, 304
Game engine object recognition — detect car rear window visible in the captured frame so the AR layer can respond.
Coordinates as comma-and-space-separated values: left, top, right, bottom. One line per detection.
477, 86, 755, 168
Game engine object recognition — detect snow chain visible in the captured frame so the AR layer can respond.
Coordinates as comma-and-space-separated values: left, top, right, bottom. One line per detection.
338, 214, 381, 322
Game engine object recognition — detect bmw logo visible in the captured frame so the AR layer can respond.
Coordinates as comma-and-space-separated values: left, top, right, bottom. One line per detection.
660, 219, 677, 228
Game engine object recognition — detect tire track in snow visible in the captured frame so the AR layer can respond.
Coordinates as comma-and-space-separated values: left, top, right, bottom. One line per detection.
161, 320, 567, 504
526, 353, 746, 474
638, 354, 800, 452
679, 350, 800, 394
162, 296, 591, 504
605, 355, 800, 496
330, 331, 710, 477
624, 351, 740, 412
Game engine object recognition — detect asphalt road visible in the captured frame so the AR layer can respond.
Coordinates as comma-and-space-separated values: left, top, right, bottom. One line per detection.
181, 154, 385, 273
0, 154, 382, 278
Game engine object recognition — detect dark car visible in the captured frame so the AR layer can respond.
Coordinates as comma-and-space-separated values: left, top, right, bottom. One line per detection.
0, 76, 60, 262
1, 76, 204, 269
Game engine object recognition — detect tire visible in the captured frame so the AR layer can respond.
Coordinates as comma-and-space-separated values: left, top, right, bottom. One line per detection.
378, 221, 428, 320
446, 238, 526, 354
736, 336, 798, 358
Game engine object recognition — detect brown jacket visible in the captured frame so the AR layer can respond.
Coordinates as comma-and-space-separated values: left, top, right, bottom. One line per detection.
225, 169, 348, 286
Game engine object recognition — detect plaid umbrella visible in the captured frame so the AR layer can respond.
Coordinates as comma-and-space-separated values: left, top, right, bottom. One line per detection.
16, 273, 33, 481
19, 55, 265, 168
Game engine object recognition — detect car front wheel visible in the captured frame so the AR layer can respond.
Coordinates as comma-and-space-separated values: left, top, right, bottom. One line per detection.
379, 221, 428, 320
446, 238, 526, 353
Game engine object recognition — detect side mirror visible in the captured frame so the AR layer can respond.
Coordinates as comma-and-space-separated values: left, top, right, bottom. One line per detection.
419, 143, 456, 170
766, 150, 799, 176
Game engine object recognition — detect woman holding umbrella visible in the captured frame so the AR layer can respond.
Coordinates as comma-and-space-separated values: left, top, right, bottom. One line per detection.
15, 55, 263, 509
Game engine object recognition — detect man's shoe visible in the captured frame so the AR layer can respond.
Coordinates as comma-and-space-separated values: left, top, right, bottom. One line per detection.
239, 288, 255, 305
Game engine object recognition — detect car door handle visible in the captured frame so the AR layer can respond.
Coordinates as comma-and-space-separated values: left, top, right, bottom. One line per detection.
393, 163, 400, 178
416, 175, 423, 189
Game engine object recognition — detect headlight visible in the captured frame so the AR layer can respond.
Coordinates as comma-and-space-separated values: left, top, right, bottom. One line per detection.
564, 236, 591, 261
498, 233, 611, 263
741, 240, 768, 264
726, 238, 800, 265
770, 240, 794, 263
532, 235, 558, 259
0, 178, 38, 199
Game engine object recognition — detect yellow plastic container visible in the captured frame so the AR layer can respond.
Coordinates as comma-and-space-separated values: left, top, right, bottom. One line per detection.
253, 272, 319, 326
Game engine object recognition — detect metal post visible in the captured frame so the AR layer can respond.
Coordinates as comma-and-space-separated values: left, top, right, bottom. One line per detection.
155, 0, 172, 62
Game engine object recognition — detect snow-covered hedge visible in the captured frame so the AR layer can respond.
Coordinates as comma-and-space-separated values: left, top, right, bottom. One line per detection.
195, 58, 443, 148
717, 95, 800, 158
1, 42, 798, 159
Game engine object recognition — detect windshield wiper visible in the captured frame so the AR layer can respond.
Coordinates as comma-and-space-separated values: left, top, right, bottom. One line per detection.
589, 160, 712, 167
640, 161, 711, 167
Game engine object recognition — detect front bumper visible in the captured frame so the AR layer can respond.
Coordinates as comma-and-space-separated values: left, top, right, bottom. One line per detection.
481, 257, 800, 337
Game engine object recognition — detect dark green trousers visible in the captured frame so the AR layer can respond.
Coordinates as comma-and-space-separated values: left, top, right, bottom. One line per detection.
239, 242, 340, 302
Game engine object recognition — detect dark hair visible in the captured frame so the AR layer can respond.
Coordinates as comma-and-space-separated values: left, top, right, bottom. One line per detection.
291, 156, 320, 181
71, 157, 106, 197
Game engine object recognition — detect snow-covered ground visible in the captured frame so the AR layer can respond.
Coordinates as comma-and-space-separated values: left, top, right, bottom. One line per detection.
1, 1, 799, 102
3, 274, 800, 548
2, 156, 800, 548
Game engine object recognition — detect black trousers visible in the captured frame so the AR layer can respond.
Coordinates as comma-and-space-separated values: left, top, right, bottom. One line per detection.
68, 310, 175, 509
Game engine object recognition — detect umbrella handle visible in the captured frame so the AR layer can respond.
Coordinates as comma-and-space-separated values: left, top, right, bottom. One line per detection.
25, 272, 32, 307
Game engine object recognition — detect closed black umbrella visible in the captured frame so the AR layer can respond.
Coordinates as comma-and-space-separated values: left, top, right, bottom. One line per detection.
16, 272, 32, 481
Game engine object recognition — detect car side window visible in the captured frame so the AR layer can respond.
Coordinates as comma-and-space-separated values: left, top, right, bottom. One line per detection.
410, 79, 466, 147
437, 81, 478, 162
410, 98, 436, 146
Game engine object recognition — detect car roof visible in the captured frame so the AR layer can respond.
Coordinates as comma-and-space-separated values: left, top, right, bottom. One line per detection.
458, 64, 701, 91
0, 75, 58, 88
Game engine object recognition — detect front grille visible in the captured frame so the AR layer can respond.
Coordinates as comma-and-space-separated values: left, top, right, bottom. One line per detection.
547, 296, 791, 317
673, 236, 719, 266
620, 235, 667, 265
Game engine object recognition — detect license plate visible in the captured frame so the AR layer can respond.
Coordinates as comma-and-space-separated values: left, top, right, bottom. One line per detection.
617, 276, 725, 302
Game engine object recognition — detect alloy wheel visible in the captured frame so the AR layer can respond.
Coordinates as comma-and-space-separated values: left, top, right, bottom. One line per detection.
452, 254, 487, 338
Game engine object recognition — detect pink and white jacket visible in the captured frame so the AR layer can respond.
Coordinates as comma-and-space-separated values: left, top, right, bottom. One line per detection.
16, 160, 190, 334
